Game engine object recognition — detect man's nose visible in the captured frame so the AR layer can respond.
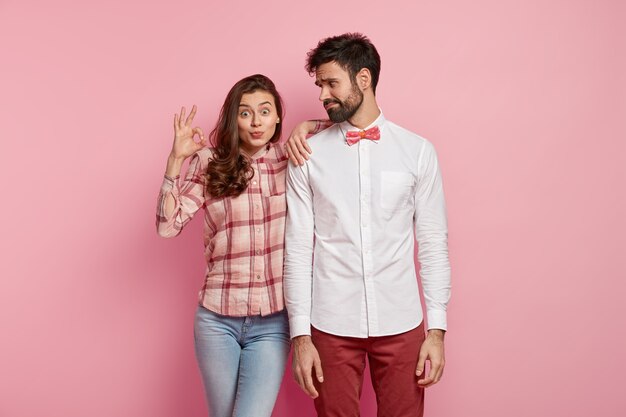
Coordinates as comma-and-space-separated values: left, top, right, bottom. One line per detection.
319, 86, 331, 102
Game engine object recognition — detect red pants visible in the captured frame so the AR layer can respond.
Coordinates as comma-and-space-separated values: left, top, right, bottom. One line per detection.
311, 324, 426, 417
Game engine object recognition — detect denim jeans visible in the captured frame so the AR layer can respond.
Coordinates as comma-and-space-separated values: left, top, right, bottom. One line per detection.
194, 306, 291, 417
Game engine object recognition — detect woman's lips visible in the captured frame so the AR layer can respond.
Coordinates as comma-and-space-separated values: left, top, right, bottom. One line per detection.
251, 132, 264, 139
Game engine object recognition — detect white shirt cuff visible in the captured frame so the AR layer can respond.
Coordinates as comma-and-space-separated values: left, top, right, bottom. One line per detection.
289, 315, 311, 339
426, 309, 447, 331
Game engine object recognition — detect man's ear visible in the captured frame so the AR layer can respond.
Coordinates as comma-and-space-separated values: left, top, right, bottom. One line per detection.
357, 68, 372, 91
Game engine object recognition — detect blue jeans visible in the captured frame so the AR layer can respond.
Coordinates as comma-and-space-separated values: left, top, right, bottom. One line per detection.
194, 306, 290, 417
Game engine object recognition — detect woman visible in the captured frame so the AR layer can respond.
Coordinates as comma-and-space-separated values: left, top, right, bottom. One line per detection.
156, 74, 328, 417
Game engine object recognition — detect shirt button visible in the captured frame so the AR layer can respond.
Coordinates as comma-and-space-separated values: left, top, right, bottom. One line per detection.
256, 228, 261, 233
255, 204, 260, 209
256, 275, 261, 280
252, 180, 257, 185
256, 249, 261, 255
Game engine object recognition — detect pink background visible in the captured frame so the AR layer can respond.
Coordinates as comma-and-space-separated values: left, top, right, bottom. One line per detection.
1, 0, 624, 416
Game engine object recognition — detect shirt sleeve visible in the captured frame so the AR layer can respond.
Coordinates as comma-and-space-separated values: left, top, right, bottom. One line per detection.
414, 141, 451, 331
156, 152, 207, 238
312, 119, 334, 135
284, 161, 315, 338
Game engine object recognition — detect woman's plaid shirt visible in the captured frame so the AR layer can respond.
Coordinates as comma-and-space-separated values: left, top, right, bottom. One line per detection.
156, 144, 289, 316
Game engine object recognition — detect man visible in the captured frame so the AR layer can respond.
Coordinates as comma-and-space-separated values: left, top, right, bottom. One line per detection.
284, 33, 451, 416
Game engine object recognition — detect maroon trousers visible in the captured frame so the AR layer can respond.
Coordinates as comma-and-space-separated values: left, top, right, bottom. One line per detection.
311, 324, 426, 417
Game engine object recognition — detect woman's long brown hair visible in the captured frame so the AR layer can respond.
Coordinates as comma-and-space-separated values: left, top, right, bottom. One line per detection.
205, 74, 284, 198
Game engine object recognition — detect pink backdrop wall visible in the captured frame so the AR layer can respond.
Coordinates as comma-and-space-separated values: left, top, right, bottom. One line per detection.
1, 0, 624, 416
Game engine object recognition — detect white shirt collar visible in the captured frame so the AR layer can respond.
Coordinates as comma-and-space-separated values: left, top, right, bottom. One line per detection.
338, 109, 386, 136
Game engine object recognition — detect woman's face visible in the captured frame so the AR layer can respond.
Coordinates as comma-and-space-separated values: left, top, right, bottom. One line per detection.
237, 90, 279, 155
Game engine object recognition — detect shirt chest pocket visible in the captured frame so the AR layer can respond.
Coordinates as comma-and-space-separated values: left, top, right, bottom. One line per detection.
380, 171, 415, 211
260, 165, 287, 197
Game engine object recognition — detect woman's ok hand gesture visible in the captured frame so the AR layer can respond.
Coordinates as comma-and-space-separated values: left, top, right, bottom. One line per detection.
171, 105, 206, 160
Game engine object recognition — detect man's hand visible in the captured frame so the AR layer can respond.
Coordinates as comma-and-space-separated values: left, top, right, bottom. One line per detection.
292, 335, 324, 398
416, 329, 446, 387
284, 121, 315, 166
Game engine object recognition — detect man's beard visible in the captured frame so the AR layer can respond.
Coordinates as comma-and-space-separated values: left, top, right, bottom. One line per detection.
323, 84, 363, 123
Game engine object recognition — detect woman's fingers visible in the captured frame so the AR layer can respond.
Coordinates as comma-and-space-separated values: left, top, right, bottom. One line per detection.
286, 140, 304, 165
192, 127, 203, 139
293, 134, 310, 162
174, 107, 203, 146
179, 107, 186, 129
192, 127, 206, 148
186, 105, 197, 126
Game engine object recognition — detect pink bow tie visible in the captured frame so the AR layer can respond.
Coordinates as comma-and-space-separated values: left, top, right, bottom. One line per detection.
345, 126, 381, 146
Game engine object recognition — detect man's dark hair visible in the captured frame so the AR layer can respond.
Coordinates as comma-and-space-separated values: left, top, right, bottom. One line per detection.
306, 33, 381, 94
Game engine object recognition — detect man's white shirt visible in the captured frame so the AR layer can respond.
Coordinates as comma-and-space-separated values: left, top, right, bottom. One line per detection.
284, 112, 451, 338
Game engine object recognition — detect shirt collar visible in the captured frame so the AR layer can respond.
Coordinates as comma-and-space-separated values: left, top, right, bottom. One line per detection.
244, 143, 272, 161
338, 109, 386, 137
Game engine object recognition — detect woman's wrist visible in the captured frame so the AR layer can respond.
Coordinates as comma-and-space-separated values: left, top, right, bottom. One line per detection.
168, 152, 187, 163
165, 153, 186, 177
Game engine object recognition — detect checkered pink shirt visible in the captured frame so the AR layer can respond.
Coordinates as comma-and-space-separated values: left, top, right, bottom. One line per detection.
156, 144, 289, 316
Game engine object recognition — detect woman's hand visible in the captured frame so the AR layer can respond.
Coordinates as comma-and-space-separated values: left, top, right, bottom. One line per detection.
165, 105, 206, 178
285, 120, 316, 166
171, 105, 206, 160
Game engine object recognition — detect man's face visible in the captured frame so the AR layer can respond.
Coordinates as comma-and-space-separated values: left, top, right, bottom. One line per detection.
315, 61, 363, 123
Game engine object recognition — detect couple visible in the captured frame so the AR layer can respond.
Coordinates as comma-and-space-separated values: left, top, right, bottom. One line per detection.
156, 33, 451, 417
